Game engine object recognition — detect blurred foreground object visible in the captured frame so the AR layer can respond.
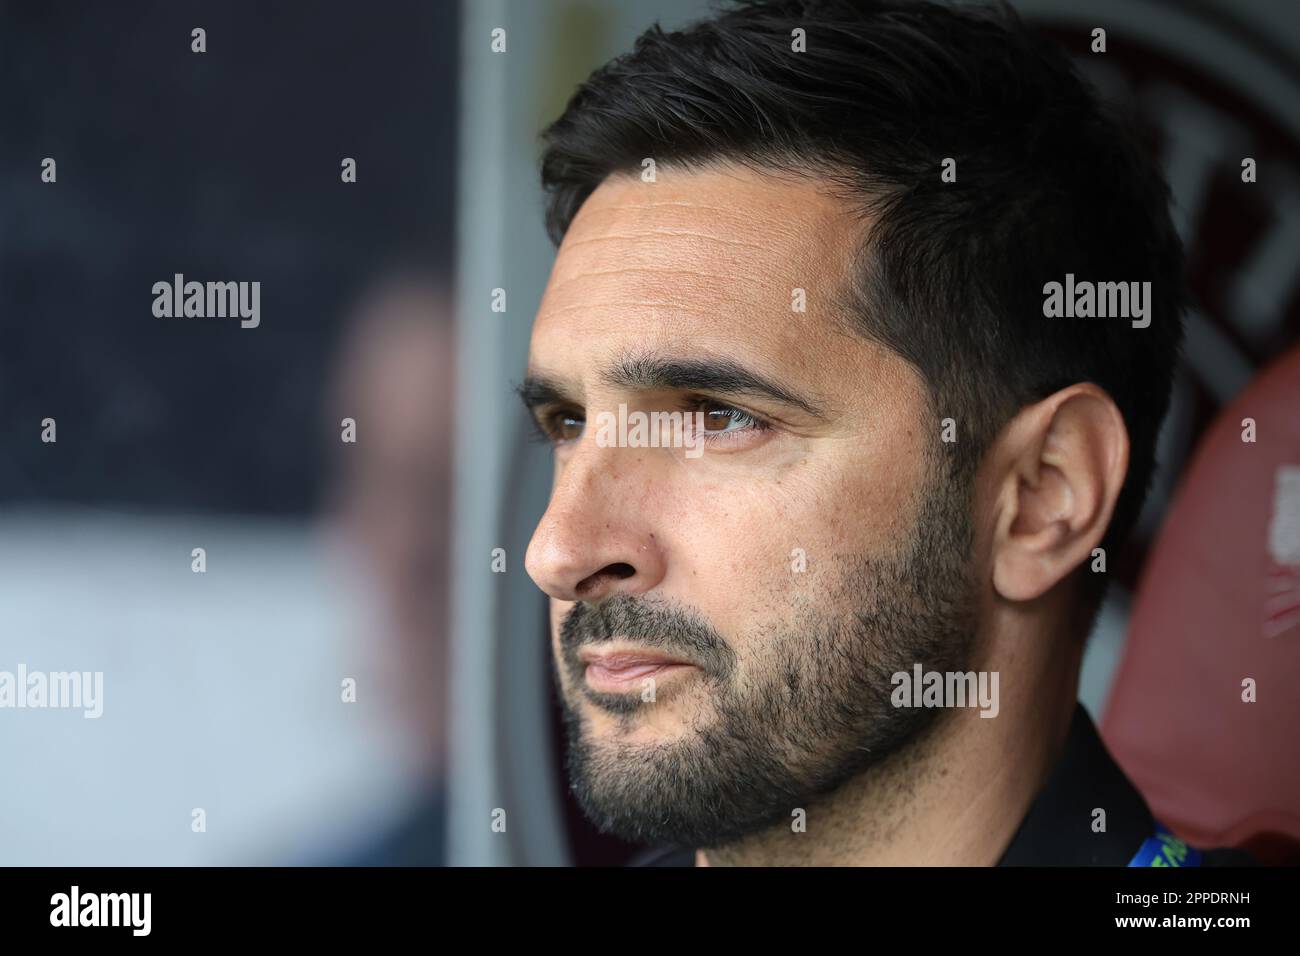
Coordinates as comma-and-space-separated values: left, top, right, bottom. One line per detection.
1103, 345, 1300, 865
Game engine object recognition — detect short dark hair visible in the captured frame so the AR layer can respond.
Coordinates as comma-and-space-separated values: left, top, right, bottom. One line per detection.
540, 0, 1187, 612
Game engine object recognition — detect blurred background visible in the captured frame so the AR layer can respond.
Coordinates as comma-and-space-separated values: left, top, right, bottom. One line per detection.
1, 0, 1297, 866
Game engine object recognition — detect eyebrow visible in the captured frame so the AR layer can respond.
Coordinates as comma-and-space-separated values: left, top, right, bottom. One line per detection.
516, 374, 570, 413
517, 353, 828, 419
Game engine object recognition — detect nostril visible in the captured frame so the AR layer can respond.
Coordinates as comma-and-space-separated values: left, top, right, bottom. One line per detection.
575, 562, 637, 598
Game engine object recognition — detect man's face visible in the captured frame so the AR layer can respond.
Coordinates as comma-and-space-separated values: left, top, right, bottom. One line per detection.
524, 164, 978, 849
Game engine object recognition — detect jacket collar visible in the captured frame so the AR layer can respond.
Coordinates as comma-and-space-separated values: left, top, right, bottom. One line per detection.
996, 702, 1154, 865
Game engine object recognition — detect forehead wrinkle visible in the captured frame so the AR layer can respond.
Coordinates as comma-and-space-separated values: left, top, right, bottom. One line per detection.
563, 180, 822, 247
541, 281, 782, 336
558, 230, 770, 253
550, 266, 739, 287
539, 301, 714, 319
552, 225, 781, 272
559, 186, 859, 293
546, 230, 814, 317
545, 256, 783, 317
566, 207, 811, 255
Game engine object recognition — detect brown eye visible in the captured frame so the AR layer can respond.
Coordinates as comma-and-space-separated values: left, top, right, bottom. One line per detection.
698, 403, 758, 434
552, 412, 584, 442
702, 409, 733, 431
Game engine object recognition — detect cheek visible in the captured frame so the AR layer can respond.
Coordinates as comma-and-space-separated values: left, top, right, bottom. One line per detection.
654, 437, 925, 617
648, 458, 840, 627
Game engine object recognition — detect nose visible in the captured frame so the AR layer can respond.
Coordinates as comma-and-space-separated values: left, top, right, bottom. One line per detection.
525, 448, 668, 603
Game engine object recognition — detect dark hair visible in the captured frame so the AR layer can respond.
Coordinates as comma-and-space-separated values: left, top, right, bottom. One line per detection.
540, 0, 1187, 613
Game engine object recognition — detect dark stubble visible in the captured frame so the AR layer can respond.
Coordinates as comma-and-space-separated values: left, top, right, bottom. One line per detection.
555, 455, 978, 850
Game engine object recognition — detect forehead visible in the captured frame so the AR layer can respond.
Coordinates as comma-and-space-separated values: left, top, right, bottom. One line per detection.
531, 164, 868, 373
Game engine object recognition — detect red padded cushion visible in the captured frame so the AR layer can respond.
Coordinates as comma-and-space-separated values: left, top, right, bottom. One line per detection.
1102, 346, 1300, 862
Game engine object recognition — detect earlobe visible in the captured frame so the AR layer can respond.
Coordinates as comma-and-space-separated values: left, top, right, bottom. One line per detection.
991, 385, 1129, 604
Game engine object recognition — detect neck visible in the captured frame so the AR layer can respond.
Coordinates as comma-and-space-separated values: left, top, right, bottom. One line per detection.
701, 611, 1081, 866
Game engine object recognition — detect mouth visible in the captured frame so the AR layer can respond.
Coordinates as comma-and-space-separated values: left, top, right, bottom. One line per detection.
579, 646, 697, 693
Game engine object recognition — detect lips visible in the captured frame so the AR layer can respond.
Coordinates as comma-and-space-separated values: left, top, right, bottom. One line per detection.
580, 648, 695, 692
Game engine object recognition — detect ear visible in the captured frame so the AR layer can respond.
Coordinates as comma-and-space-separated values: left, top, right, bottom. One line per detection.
989, 384, 1129, 603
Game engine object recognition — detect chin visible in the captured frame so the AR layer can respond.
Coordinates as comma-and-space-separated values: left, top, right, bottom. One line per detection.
579, 694, 701, 743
